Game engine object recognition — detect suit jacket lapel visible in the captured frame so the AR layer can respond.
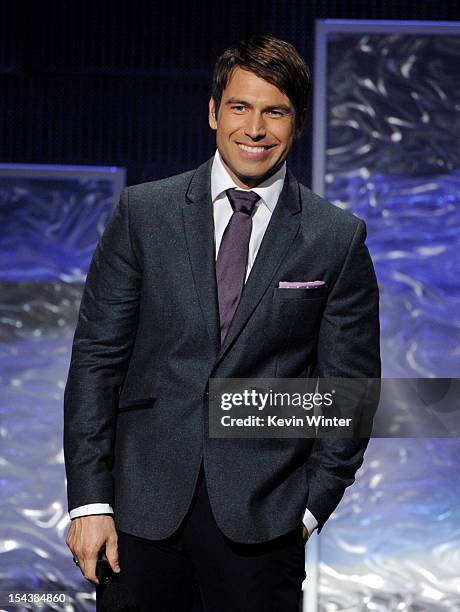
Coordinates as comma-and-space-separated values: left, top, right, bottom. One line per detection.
215, 170, 302, 365
182, 158, 221, 355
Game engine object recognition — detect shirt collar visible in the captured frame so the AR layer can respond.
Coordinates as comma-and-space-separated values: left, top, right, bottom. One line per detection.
211, 149, 286, 214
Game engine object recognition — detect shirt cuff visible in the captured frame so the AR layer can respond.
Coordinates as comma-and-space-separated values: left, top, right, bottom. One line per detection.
302, 507, 318, 537
69, 503, 114, 519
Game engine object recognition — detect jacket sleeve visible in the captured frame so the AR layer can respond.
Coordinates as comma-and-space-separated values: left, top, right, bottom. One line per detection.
305, 219, 381, 533
63, 187, 141, 512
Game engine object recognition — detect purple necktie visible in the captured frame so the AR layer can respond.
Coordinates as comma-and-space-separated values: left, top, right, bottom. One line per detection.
216, 188, 260, 342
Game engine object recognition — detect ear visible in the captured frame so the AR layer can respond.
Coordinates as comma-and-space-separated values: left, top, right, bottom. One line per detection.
294, 108, 307, 139
208, 98, 218, 130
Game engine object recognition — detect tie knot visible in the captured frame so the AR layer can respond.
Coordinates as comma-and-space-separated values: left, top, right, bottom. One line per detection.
226, 189, 260, 216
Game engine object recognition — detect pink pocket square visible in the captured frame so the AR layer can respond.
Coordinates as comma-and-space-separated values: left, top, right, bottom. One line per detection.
278, 280, 325, 289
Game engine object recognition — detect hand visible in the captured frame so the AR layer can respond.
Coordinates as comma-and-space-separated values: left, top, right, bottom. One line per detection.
66, 515, 120, 584
302, 524, 309, 541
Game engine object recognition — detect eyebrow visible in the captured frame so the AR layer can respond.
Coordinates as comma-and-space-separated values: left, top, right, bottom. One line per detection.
224, 97, 293, 113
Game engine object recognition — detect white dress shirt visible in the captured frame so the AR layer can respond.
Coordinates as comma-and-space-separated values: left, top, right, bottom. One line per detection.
69, 150, 318, 537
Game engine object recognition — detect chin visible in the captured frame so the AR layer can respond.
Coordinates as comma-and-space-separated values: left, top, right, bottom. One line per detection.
237, 164, 272, 179
236, 172, 266, 186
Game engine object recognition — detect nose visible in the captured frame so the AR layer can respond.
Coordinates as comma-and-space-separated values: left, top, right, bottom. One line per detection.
244, 111, 266, 139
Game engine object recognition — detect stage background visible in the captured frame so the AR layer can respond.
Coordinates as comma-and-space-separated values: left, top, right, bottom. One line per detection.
1, 0, 460, 187
312, 19, 460, 611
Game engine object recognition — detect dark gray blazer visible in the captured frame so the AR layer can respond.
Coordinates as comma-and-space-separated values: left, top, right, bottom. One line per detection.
64, 157, 380, 543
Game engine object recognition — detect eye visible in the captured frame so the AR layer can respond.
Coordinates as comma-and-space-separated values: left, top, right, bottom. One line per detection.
267, 110, 284, 117
231, 105, 246, 113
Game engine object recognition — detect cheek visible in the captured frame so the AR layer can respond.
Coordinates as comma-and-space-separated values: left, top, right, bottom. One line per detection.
277, 128, 294, 144
218, 116, 245, 137
271, 121, 295, 144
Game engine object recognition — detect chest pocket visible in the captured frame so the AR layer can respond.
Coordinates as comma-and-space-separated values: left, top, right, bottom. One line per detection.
272, 287, 326, 342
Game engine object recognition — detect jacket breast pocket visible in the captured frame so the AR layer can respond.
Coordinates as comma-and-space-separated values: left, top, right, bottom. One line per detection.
271, 286, 326, 347
272, 287, 327, 301
117, 397, 157, 413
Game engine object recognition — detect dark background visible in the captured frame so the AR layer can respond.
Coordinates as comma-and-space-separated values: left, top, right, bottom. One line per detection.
2, 0, 459, 187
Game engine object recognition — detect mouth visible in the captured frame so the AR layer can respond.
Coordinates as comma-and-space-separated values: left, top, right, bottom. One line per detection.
236, 142, 275, 159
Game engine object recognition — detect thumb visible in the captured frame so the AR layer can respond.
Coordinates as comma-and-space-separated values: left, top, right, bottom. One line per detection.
105, 539, 120, 573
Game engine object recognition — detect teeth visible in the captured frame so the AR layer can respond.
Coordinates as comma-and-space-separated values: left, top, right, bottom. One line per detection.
238, 144, 267, 153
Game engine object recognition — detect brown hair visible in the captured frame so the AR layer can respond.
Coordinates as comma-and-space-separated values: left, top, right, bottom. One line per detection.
212, 35, 311, 132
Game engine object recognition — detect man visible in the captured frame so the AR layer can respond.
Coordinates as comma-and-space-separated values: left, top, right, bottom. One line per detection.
64, 36, 380, 611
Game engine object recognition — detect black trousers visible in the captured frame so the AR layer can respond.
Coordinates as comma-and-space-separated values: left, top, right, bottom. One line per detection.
97, 464, 306, 611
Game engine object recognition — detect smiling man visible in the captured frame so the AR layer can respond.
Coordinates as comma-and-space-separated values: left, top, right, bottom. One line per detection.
64, 36, 380, 611
209, 67, 299, 187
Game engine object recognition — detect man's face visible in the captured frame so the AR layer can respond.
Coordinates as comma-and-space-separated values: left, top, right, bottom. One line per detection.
209, 68, 299, 189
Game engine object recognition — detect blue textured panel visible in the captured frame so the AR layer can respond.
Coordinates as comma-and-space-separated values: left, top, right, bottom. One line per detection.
316, 25, 460, 611
0, 167, 123, 610
0, 175, 119, 282
325, 32, 460, 378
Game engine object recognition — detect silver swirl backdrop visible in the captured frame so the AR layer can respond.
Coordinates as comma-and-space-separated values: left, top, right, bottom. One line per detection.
0, 172, 121, 611
317, 27, 460, 611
